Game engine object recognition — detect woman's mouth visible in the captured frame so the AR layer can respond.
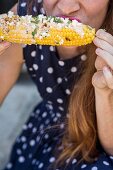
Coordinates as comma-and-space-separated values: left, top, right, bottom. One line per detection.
56, 15, 81, 22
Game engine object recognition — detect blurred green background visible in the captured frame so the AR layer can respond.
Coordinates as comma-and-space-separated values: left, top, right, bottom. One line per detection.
0, 0, 18, 14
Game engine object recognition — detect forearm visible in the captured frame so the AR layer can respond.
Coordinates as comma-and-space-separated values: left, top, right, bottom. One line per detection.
95, 89, 113, 155
10, 3, 18, 14
0, 44, 24, 104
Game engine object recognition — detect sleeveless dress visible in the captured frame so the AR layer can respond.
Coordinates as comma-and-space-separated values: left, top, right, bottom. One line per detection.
3, 0, 113, 170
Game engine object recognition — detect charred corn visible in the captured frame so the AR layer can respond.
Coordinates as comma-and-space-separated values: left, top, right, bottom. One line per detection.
0, 11, 95, 46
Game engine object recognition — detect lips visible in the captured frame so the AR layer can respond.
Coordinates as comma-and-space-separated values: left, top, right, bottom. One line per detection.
56, 15, 81, 22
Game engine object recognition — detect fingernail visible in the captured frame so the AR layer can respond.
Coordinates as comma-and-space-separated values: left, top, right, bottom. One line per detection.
3, 42, 11, 47
96, 29, 105, 36
103, 66, 112, 78
95, 48, 100, 54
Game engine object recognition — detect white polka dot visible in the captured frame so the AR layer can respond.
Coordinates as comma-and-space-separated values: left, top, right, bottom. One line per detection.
32, 127, 37, 133
36, 109, 40, 114
65, 89, 71, 95
81, 54, 87, 61
57, 98, 63, 104
33, 64, 38, 70
38, 162, 44, 169
53, 117, 58, 122
21, 136, 26, 142
22, 143, 27, 150
49, 157, 56, 163
72, 158, 77, 164
40, 7, 45, 14
58, 106, 64, 111
33, 6, 37, 12
36, 160, 39, 165
81, 164, 87, 168
32, 74, 36, 77
56, 113, 61, 117
29, 67, 33, 71
49, 46, 55, 51
71, 66, 77, 72
28, 123, 33, 128
91, 167, 98, 170
6, 162, 13, 169
41, 54, 44, 60
47, 67, 54, 74
39, 45, 42, 49
31, 51, 36, 57
58, 145, 63, 151
32, 159, 36, 164
44, 134, 49, 139
39, 77, 43, 83
45, 119, 50, 124
64, 77, 68, 81
66, 158, 70, 164
47, 147, 52, 152
110, 156, 113, 159
18, 156, 25, 163
58, 61, 65, 66
47, 100, 52, 104
42, 112, 47, 118
36, 136, 40, 142
30, 140, 36, 146
60, 123, 65, 129
42, 149, 47, 154
40, 124, 44, 129
16, 149, 22, 155
23, 124, 27, 130
103, 161, 109, 166
57, 77, 62, 84
46, 87, 53, 93
28, 153, 32, 158
20, 2, 27, 7
40, 130, 44, 134
38, 0, 42, 3
47, 104, 53, 110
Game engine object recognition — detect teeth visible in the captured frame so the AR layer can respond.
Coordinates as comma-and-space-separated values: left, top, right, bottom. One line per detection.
0, 12, 95, 46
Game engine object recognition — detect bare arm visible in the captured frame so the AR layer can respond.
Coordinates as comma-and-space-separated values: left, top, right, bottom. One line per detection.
10, 3, 18, 14
0, 43, 24, 104
0, 3, 24, 104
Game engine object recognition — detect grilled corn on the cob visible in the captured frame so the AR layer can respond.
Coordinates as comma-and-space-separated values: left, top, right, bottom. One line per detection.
0, 11, 95, 46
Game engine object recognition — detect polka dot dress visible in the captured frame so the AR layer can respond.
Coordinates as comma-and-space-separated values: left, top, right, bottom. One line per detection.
3, 0, 113, 170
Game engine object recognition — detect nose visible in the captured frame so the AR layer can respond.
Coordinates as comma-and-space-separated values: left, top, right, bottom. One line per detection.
57, 0, 80, 15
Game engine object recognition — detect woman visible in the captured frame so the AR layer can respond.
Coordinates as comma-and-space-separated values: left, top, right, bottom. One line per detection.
1, 0, 113, 169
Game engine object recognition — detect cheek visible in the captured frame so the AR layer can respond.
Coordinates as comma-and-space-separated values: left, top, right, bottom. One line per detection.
43, 0, 57, 15
86, 1, 109, 28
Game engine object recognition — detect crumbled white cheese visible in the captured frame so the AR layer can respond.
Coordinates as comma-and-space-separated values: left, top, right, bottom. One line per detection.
8, 11, 14, 18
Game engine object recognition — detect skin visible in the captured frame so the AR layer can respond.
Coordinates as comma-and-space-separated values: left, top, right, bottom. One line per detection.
0, 0, 113, 155
43, 0, 113, 155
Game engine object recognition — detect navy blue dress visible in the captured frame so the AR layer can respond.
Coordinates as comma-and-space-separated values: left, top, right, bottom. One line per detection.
3, 0, 113, 170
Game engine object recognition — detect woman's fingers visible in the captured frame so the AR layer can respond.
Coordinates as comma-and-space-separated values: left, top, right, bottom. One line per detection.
0, 42, 11, 55
93, 37, 113, 55
96, 29, 113, 46
95, 48, 113, 69
103, 66, 113, 89
95, 56, 107, 71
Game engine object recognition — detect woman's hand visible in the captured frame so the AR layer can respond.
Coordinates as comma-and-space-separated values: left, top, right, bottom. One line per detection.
0, 41, 11, 56
92, 30, 113, 155
92, 29, 113, 93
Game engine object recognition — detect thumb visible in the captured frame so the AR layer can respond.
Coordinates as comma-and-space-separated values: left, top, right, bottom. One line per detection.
92, 70, 107, 89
